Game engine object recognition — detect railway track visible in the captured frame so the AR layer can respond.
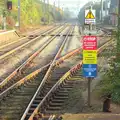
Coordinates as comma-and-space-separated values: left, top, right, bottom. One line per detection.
0, 32, 82, 97
0, 25, 75, 120
19, 28, 114, 120
0, 25, 114, 120
29, 39, 115, 120
0, 25, 68, 90
0, 25, 59, 57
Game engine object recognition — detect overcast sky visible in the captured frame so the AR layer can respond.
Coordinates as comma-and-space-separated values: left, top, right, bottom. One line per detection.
49, 0, 101, 17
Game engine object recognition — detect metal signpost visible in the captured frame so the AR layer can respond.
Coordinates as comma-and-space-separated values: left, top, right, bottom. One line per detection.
83, 35, 97, 107
83, 9, 97, 107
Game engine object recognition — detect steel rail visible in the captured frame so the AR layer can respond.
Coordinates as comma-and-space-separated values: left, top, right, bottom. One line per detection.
0, 46, 82, 98
0, 25, 59, 51
27, 38, 115, 120
0, 25, 60, 60
20, 26, 75, 120
0, 26, 67, 89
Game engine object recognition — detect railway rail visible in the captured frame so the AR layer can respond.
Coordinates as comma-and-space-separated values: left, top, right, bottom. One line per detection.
0, 25, 68, 90
0, 25, 60, 58
28, 37, 115, 120
0, 25, 115, 120
20, 28, 114, 120
0, 25, 75, 120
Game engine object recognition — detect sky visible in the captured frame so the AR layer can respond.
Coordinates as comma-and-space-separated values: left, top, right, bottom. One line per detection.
49, 0, 100, 17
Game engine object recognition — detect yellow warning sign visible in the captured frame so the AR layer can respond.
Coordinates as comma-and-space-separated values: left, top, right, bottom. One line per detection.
85, 10, 95, 19
83, 50, 97, 64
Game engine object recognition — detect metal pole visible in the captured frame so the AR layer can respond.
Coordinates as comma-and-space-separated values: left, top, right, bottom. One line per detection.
101, 0, 103, 23
18, 0, 20, 29
88, 22, 92, 107
88, 12, 92, 106
88, 78, 91, 107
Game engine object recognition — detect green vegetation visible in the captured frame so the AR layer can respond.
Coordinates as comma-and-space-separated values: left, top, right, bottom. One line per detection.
97, 26, 120, 104
0, 0, 67, 29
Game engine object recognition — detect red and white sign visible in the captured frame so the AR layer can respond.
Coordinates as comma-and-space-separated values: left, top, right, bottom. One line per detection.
83, 36, 97, 50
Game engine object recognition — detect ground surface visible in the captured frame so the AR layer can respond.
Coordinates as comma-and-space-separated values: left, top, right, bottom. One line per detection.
62, 80, 120, 120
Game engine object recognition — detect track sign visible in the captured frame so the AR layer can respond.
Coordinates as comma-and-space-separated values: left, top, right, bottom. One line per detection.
82, 35, 97, 78
85, 9, 96, 24
86, 10, 95, 19
83, 36, 97, 50
83, 64, 97, 77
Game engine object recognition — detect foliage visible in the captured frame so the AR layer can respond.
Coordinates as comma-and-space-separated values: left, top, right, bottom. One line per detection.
0, 0, 64, 29
98, 21, 120, 104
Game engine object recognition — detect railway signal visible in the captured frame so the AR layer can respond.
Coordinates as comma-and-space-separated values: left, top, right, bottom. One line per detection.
7, 1, 12, 10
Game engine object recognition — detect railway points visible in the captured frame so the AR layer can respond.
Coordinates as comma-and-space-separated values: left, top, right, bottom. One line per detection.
0, 22, 117, 120
0, 0, 120, 119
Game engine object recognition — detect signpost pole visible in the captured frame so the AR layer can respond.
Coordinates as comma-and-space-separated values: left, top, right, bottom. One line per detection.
88, 77, 91, 107
88, 23, 91, 107
84, 8, 97, 108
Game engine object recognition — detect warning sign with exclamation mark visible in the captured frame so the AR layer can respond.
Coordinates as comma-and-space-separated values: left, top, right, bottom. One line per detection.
85, 9, 96, 24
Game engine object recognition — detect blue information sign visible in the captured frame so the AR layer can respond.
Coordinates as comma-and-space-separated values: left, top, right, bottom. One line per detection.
83, 64, 97, 78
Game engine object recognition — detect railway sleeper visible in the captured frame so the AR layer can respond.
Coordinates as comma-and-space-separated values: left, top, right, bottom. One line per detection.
52, 95, 68, 100
34, 97, 43, 101
46, 106, 62, 111
44, 84, 55, 88
24, 115, 31, 120
44, 110, 60, 114
63, 84, 73, 88
40, 86, 52, 92
43, 87, 54, 91
56, 91, 68, 94
50, 99, 65, 103
58, 85, 73, 90
28, 108, 36, 114
56, 88, 70, 93
33, 100, 42, 104
49, 102, 63, 106
39, 90, 48, 96
54, 92, 68, 96
31, 104, 39, 108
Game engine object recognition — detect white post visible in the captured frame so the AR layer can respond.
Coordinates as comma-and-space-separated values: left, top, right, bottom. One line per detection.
3, 16, 6, 30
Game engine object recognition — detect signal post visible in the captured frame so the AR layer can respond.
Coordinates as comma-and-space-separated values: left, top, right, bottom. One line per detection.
83, 8, 97, 107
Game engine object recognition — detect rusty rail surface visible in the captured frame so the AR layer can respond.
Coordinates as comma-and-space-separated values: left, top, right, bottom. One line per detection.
0, 26, 67, 89
20, 26, 75, 120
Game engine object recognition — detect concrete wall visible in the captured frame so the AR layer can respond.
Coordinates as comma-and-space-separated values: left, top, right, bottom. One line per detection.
0, 30, 19, 46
